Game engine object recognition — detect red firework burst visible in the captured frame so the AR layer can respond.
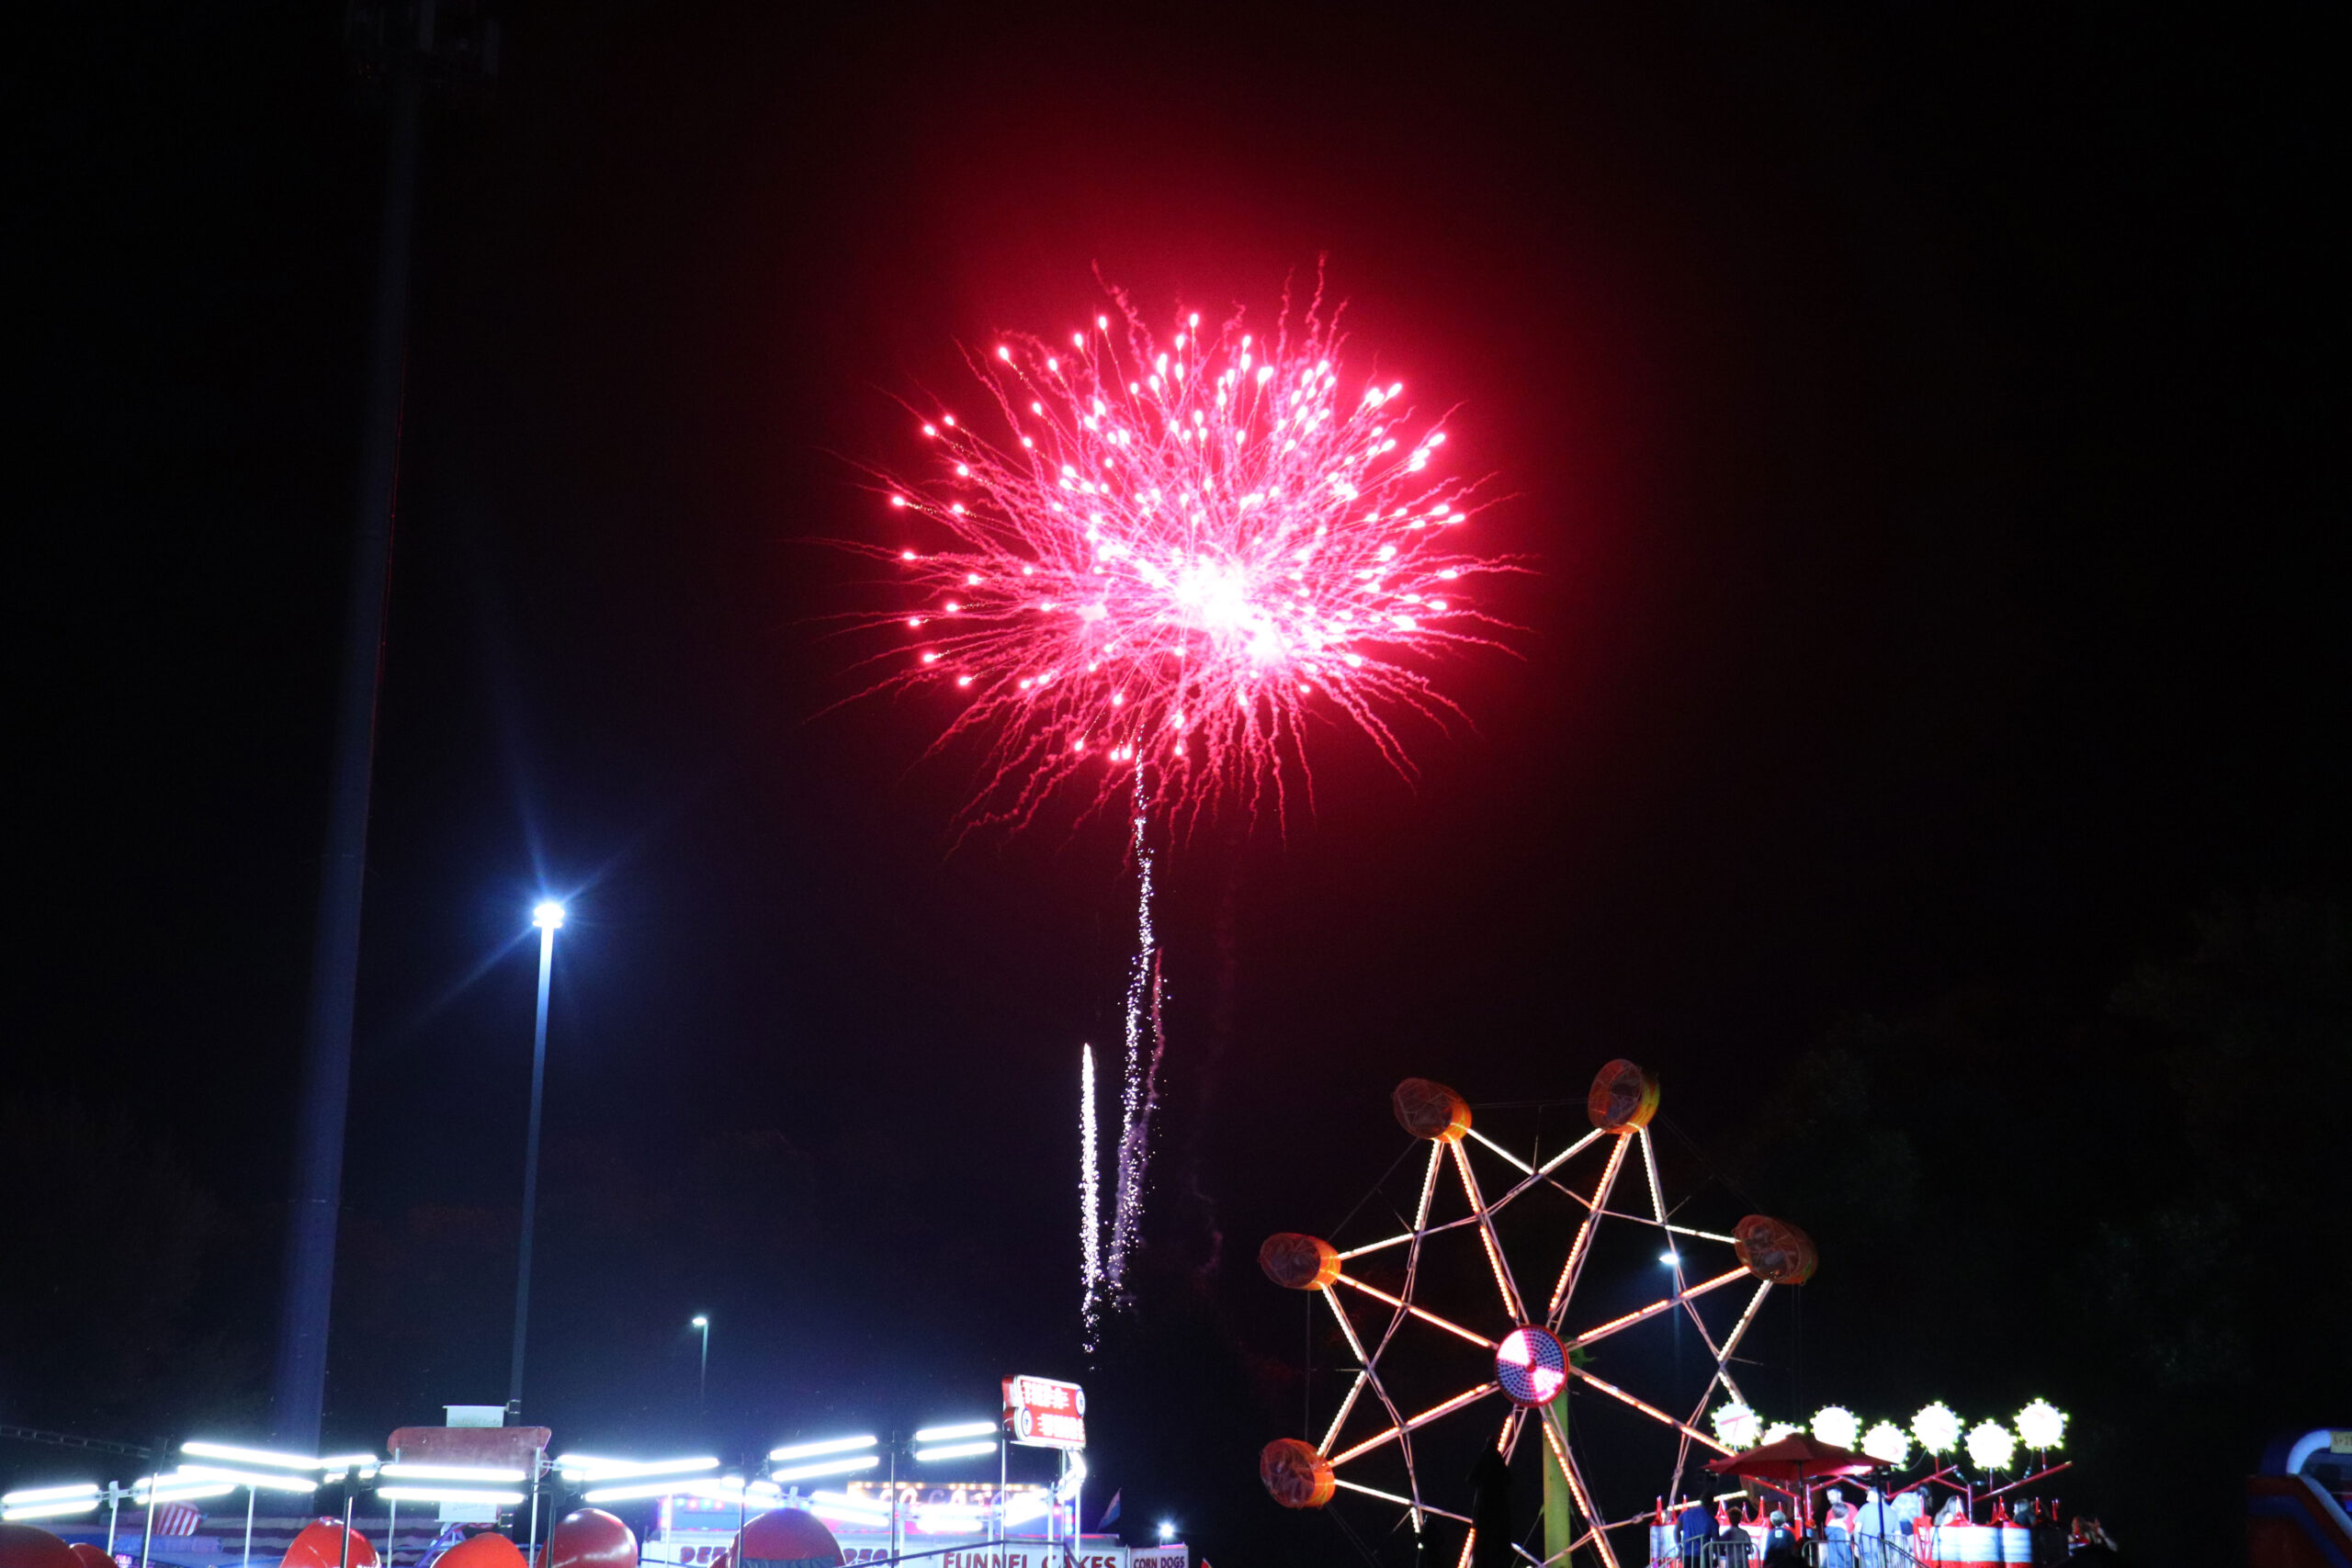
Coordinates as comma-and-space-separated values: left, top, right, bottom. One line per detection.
862, 287, 1514, 830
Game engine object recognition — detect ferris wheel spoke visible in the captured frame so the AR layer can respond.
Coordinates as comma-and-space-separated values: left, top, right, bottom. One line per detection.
1544, 1131, 1633, 1326
1330, 1479, 1471, 1526
1537, 1404, 1623, 1568
1566, 1363, 1734, 1454
1702, 1278, 1772, 1408
1463, 1125, 1532, 1175
1329, 1382, 1500, 1465
1449, 1138, 1527, 1321
1497, 1404, 1527, 1461
1489, 1125, 1608, 1213
1637, 1126, 1671, 1228
1334, 1272, 1498, 1348
1568, 1264, 1746, 1348
1318, 1371, 1370, 1457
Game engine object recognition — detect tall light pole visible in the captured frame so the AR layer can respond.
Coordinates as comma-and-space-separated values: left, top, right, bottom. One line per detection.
691, 1315, 710, 1413
273, 0, 501, 1450
507, 899, 565, 1416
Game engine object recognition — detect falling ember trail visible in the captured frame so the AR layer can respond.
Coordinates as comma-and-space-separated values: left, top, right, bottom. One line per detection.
1106, 777, 1162, 1300
1080, 1042, 1102, 1348
859, 281, 1517, 834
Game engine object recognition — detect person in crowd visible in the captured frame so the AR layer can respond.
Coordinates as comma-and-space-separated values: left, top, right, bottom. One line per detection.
2068, 1516, 2130, 1563
1821, 1490, 1856, 1568
1761, 1507, 1800, 1566
1850, 1485, 1894, 1568
1679, 1495, 1714, 1568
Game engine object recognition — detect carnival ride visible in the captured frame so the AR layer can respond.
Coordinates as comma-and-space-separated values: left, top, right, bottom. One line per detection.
1256, 1062, 1818, 1568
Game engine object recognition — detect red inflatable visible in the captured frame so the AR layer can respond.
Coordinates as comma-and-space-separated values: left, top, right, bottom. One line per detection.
548, 1512, 635, 1568
0, 1525, 78, 1568
67, 1545, 115, 1568
729, 1511, 842, 1568
281, 1520, 379, 1568
435, 1535, 526, 1568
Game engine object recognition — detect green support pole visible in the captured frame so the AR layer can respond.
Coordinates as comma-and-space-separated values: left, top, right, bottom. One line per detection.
1543, 1392, 1573, 1565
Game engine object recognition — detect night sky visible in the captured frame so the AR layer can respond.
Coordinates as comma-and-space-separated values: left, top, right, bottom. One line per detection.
9, 6, 2346, 1568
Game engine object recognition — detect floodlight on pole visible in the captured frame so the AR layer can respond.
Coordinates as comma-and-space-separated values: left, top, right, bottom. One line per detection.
1159, 1522, 1176, 1542
509, 896, 566, 1415
913, 1442, 998, 1463
4, 1484, 102, 1522
767, 1456, 882, 1484
692, 1315, 710, 1411
378, 1463, 527, 1483
176, 1467, 321, 1495
768, 1437, 878, 1462
557, 1457, 719, 1483
377, 1487, 526, 1506
183, 1443, 335, 1473
912, 1422, 999, 1442
4, 1499, 103, 1522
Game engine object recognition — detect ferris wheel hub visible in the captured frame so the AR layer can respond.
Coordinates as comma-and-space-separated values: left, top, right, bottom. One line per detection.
1495, 1325, 1569, 1406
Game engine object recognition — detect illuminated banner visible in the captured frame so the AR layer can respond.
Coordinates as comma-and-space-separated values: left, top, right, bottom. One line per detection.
1001, 1375, 1086, 1450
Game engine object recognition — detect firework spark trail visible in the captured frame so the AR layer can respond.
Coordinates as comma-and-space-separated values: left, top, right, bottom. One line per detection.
1080, 1042, 1102, 1348
1105, 781, 1162, 1303
863, 285, 1515, 833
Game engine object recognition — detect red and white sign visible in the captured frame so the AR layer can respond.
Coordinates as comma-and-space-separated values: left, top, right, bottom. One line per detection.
1001, 1375, 1086, 1450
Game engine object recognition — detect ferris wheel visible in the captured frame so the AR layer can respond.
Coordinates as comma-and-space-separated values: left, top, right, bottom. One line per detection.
1256, 1063, 1818, 1568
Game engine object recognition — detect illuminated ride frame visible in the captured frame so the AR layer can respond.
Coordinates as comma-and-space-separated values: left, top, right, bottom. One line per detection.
1256, 1063, 1818, 1568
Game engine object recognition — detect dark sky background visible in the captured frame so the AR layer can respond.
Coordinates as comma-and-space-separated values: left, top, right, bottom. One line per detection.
9, 6, 2346, 1568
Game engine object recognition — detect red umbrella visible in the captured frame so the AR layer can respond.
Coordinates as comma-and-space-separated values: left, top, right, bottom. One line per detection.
1706, 1435, 1880, 1526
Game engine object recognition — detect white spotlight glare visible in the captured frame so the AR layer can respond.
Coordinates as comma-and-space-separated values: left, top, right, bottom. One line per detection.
558, 1457, 719, 1483
911, 1421, 999, 1442
378, 1462, 527, 1483
183, 1442, 332, 1473
4, 1500, 104, 1521
768, 1436, 878, 1463
533, 900, 566, 930
2, 1485, 102, 1506
768, 1455, 881, 1484
912, 1441, 998, 1463
177, 1466, 321, 1494
1658, 1250, 1680, 1265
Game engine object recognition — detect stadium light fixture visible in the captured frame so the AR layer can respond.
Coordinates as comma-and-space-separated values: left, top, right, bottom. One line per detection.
377, 1486, 526, 1506
2, 1495, 101, 1514
4, 1499, 103, 1522
378, 1462, 527, 1483
558, 1456, 718, 1483
177, 1466, 321, 1494
912, 1422, 999, 1443
768, 1456, 882, 1483
182, 1443, 329, 1473
913, 1441, 997, 1463
768, 1436, 878, 1463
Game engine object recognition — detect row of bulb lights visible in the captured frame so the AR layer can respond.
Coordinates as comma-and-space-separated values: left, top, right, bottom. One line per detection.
3, 1426, 1044, 1527
1709, 1400, 2068, 1472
